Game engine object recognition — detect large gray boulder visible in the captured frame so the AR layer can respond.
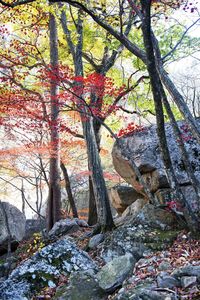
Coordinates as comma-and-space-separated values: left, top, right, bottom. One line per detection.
99, 223, 180, 263
97, 254, 135, 293
112, 120, 200, 212
0, 237, 98, 300
134, 204, 177, 230
48, 219, 80, 238
53, 270, 107, 300
0, 202, 26, 254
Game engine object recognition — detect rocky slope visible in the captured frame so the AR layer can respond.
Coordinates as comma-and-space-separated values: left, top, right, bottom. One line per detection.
0, 203, 200, 300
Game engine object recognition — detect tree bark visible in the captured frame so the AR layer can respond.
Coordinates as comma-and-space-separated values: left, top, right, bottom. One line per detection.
61, 162, 78, 218
82, 116, 114, 231
88, 175, 97, 225
47, 10, 61, 231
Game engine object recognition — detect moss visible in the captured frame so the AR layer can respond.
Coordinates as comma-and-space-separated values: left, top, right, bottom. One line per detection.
143, 229, 180, 251
22, 270, 58, 293
50, 253, 72, 270
52, 286, 68, 299
0, 258, 5, 265
154, 229, 180, 241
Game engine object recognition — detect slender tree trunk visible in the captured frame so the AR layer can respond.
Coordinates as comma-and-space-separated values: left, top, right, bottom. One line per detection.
88, 166, 98, 225
87, 115, 101, 225
21, 180, 25, 215
61, 9, 114, 230
82, 116, 114, 231
141, 0, 177, 188
159, 65, 200, 143
147, 31, 200, 142
61, 162, 78, 218
47, 10, 61, 230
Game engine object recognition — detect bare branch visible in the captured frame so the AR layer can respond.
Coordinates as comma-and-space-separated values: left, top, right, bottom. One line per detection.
163, 18, 200, 62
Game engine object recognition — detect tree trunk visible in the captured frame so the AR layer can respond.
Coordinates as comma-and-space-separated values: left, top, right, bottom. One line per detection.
61, 8, 114, 231
82, 115, 114, 231
158, 64, 200, 143
61, 162, 78, 218
47, 10, 61, 231
88, 172, 98, 225
21, 180, 25, 216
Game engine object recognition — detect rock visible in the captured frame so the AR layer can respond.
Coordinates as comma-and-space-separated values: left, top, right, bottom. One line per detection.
181, 276, 197, 288
0, 262, 8, 279
155, 188, 175, 205
25, 218, 46, 239
134, 204, 177, 230
117, 290, 176, 300
109, 185, 144, 214
0, 256, 17, 279
53, 270, 107, 300
97, 253, 135, 293
88, 234, 105, 249
74, 218, 89, 227
48, 219, 80, 238
100, 223, 179, 263
157, 272, 180, 288
0, 201, 26, 254
158, 261, 172, 271
112, 120, 200, 217
172, 265, 200, 280
99, 225, 145, 263
113, 198, 148, 227
0, 237, 97, 300
143, 169, 170, 193
114, 277, 176, 300
121, 198, 148, 219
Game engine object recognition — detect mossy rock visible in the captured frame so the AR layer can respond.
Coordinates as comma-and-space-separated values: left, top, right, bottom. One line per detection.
143, 229, 180, 251
53, 271, 107, 300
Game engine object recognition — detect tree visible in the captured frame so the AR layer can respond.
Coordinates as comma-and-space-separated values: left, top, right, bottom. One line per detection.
59, 4, 134, 225
52, 0, 200, 230
47, 7, 61, 230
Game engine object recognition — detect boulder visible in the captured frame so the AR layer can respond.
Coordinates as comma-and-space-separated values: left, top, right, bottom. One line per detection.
109, 185, 144, 214
25, 219, 46, 239
142, 169, 170, 192
181, 276, 197, 288
99, 223, 180, 263
97, 253, 135, 293
0, 237, 98, 300
122, 198, 148, 219
114, 198, 148, 227
134, 204, 177, 230
112, 120, 200, 214
0, 202, 26, 254
73, 218, 89, 227
157, 272, 180, 288
88, 234, 105, 250
53, 270, 107, 300
172, 265, 200, 280
48, 218, 80, 238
